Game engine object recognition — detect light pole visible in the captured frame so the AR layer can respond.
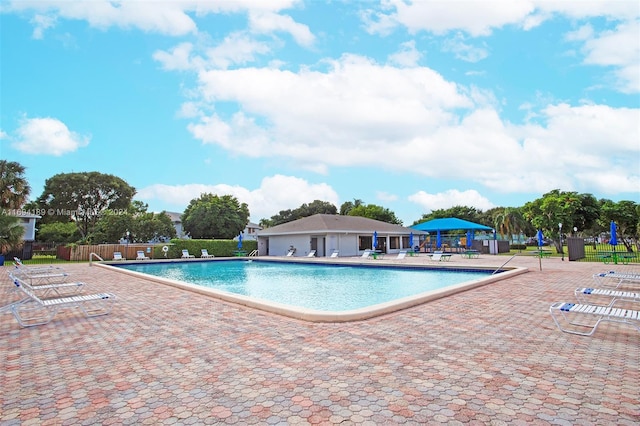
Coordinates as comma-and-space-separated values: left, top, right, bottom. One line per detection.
558, 223, 563, 261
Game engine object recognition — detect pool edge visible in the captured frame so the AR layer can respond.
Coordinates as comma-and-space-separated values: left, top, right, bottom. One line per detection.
95, 261, 529, 323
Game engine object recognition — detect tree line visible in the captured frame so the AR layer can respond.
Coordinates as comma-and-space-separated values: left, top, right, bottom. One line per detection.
1, 160, 638, 253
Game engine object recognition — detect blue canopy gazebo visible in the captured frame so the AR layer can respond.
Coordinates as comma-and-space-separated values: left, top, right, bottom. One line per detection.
411, 218, 493, 252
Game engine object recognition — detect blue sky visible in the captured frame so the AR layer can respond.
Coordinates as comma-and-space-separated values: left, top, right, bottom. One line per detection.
1, 0, 638, 226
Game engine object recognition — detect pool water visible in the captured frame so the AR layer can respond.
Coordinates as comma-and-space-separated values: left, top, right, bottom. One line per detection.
117, 260, 490, 312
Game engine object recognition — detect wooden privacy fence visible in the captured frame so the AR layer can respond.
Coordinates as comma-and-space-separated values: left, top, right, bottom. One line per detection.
58, 244, 161, 261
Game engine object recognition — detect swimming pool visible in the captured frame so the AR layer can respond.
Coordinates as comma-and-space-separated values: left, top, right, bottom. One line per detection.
106, 259, 526, 322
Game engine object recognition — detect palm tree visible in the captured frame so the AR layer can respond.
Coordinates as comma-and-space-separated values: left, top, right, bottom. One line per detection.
494, 207, 527, 243
0, 160, 31, 209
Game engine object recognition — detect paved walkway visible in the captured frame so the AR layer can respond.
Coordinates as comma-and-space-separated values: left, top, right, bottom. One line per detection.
1, 255, 638, 425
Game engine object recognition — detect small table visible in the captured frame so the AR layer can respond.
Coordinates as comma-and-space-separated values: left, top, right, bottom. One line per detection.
234, 250, 247, 257
371, 251, 385, 260
462, 250, 480, 259
533, 249, 552, 258
598, 251, 635, 265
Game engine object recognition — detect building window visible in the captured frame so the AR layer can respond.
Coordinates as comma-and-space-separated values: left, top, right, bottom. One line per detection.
359, 236, 372, 250
389, 236, 399, 249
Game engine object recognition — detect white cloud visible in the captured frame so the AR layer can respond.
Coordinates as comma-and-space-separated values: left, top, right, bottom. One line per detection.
408, 189, 495, 212
249, 11, 315, 47
388, 40, 422, 67
6, 0, 304, 37
181, 53, 638, 197
137, 174, 339, 221
579, 20, 640, 93
377, 191, 398, 203
12, 117, 90, 156
442, 33, 489, 63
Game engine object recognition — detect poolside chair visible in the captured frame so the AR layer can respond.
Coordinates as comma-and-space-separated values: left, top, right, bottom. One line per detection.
9, 274, 116, 327
112, 252, 126, 261
575, 287, 639, 307
593, 271, 640, 288
428, 251, 452, 262
549, 302, 639, 336
136, 251, 150, 261
8, 272, 85, 298
330, 251, 339, 258
361, 250, 372, 259
11, 264, 70, 286
396, 251, 407, 260
307, 250, 316, 257
12, 258, 66, 274
200, 249, 215, 259
286, 250, 295, 257
181, 249, 195, 259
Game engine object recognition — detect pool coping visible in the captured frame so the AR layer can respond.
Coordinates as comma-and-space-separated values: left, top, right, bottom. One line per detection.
96, 258, 528, 322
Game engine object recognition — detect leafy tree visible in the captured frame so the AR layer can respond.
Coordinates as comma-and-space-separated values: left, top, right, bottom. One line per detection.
182, 193, 249, 239
491, 207, 529, 242
339, 199, 364, 216
348, 203, 402, 225
37, 222, 82, 244
0, 211, 23, 254
521, 190, 586, 253
91, 210, 133, 243
413, 206, 485, 226
133, 211, 177, 242
0, 160, 31, 209
260, 200, 337, 227
36, 172, 135, 238
599, 199, 639, 252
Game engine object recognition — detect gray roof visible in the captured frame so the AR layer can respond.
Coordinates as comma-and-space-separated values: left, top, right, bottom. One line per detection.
257, 214, 425, 236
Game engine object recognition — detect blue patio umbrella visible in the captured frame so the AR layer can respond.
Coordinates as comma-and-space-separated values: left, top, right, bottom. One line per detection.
537, 229, 544, 248
238, 233, 243, 249
466, 230, 472, 248
436, 230, 442, 248
373, 231, 378, 249
409, 232, 414, 249
609, 221, 618, 247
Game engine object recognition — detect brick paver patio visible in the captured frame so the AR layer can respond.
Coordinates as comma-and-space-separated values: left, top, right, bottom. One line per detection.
1, 255, 638, 425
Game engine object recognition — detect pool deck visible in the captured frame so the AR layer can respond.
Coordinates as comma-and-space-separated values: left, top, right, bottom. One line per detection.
1, 254, 639, 425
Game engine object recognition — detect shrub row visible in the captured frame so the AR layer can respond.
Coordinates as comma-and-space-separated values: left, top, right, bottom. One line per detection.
152, 239, 257, 259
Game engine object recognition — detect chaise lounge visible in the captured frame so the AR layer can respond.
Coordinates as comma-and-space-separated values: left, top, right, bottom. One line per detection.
549, 302, 639, 336
200, 249, 215, 258
9, 274, 116, 327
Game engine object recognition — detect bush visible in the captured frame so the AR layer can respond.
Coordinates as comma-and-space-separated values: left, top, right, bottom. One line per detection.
154, 239, 257, 258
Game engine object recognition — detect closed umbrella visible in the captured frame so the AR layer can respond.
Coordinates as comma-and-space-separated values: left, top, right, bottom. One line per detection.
238, 233, 243, 249
609, 221, 618, 247
610, 221, 618, 264
537, 229, 544, 271
436, 230, 442, 249
466, 230, 472, 248
409, 232, 414, 250
373, 231, 377, 250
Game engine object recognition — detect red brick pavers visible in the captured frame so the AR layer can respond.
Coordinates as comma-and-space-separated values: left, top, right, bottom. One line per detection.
1, 257, 638, 425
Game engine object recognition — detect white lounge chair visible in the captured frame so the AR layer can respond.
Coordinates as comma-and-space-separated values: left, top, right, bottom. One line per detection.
549, 302, 639, 336
361, 250, 372, 258
8, 273, 85, 299
307, 250, 316, 257
575, 287, 639, 307
181, 249, 195, 259
112, 252, 126, 261
428, 251, 452, 261
11, 263, 69, 286
200, 249, 215, 258
396, 251, 407, 260
593, 271, 640, 288
330, 251, 339, 258
286, 250, 295, 257
9, 275, 115, 327
136, 251, 150, 260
